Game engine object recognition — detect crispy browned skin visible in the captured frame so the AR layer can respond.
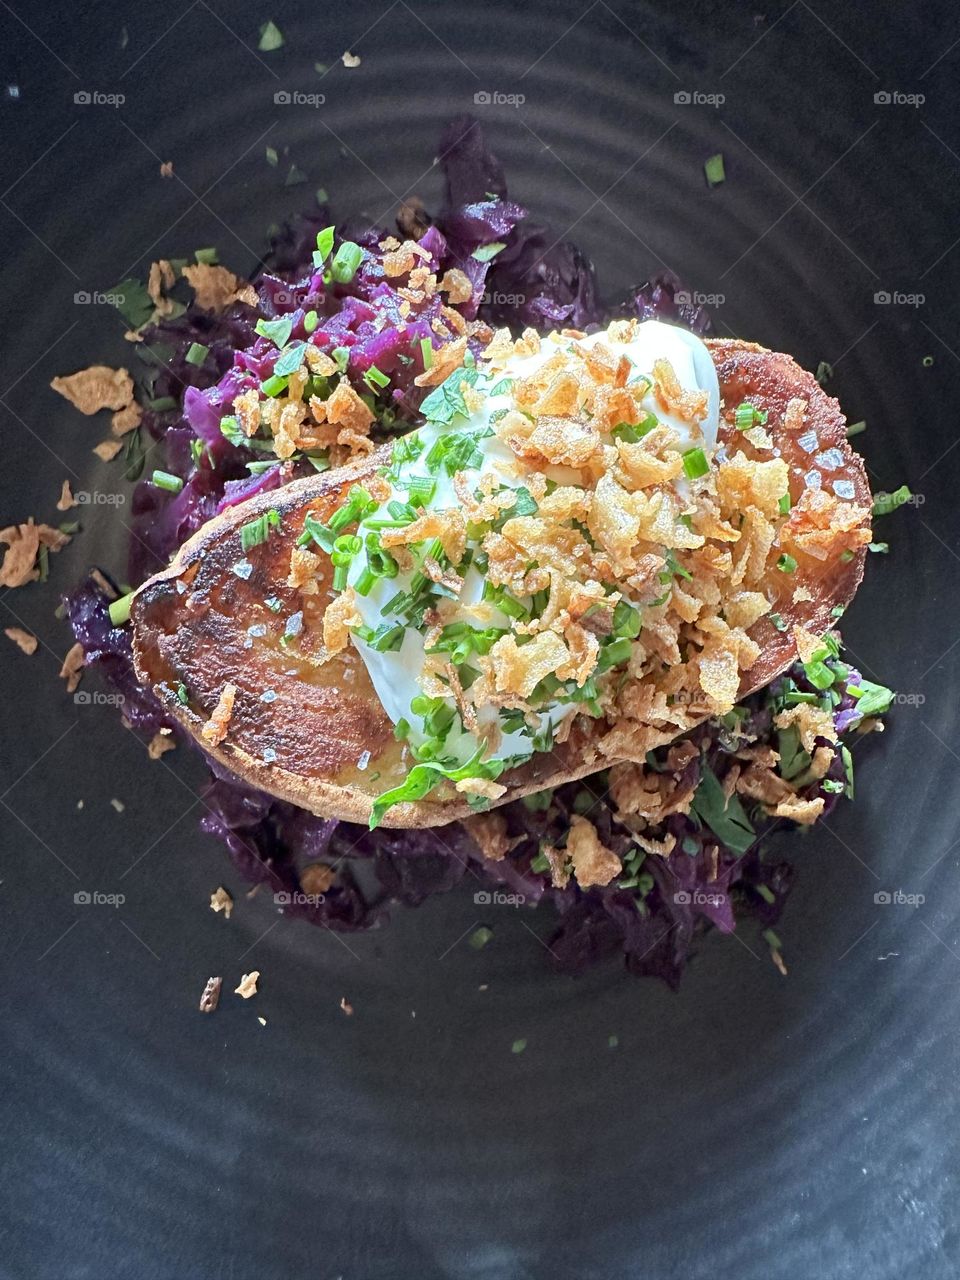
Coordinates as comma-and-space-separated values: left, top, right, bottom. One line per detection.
131, 339, 870, 827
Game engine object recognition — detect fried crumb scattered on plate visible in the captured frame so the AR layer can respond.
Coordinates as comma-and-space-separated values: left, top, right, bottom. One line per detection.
147, 731, 176, 760
339, 997, 353, 1016
209, 885, 233, 918
4, 627, 37, 655
199, 976, 222, 1013
160, 161, 174, 178
50, 365, 135, 415
56, 480, 76, 511
59, 641, 85, 693
110, 797, 125, 813
235, 971, 260, 999
341, 50, 361, 67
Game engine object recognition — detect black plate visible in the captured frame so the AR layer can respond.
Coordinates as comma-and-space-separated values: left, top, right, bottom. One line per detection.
2, 2, 959, 1276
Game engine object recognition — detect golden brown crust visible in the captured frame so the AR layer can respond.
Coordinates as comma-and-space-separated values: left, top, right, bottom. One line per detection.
131, 341, 870, 828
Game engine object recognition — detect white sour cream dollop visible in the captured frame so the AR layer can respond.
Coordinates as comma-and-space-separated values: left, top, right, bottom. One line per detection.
346, 319, 720, 767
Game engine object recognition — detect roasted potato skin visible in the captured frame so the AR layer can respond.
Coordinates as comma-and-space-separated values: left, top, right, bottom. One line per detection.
131, 341, 869, 827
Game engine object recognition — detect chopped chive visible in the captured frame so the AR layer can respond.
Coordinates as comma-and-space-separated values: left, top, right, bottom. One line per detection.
756, 884, 776, 905
681, 447, 709, 479
511, 1038, 527, 1054
777, 553, 798, 574
194, 247, 218, 265
404, 474, 436, 507
108, 591, 134, 627
922, 355, 934, 368
778, 492, 791, 515
363, 364, 390, 390
151, 469, 183, 494
261, 373, 288, 397
704, 153, 725, 186
330, 241, 363, 283
304, 309, 319, 334
872, 485, 912, 517
147, 395, 178, 413
471, 241, 506, 262
846, 419, 866, 438
734, 401, 768, 431
258, 19, 284, 50
185, 342, 209, 366
419, 337, 433, 370
175, 681, 189, 705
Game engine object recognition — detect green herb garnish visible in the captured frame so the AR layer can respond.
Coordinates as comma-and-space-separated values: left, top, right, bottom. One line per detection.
690, 762, 755, 854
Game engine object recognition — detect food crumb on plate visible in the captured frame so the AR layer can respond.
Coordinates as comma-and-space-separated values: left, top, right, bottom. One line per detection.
160, 161, 174, 178
147, 731, 175, 760
59, 642, 85, 693
339, 996, 353, 1016
199, 976, 222, 1013
209, 885, 233, 918
4, 627, 37, 655
341, 50, 361, 67
110, 797, 125, 813
56, 480, 76, 511
257, 1016, 267, 1026
235, 971, 260, 999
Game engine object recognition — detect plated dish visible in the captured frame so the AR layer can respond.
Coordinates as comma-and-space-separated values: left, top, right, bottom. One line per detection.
37, 118, 896, 982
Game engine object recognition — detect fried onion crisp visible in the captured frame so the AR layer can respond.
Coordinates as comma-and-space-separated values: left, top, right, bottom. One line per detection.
202, 682, 237, 746
51, 366, 135, 415
716, 456, 789, 521
323, 588, 362, 654
485, 630, 569, 701
325, 380, 375, 435
782, 488, 872, 562
381, 508, 466, 565
4, 626, 37, 655
181, 263, 256, 313
464, 810, 511, 861
566, 815, 622, 888
775, 703, 837, 752
0, 521, 41, 588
